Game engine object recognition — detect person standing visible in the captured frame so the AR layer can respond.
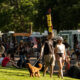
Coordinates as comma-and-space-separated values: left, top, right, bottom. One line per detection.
75, 43, 80, 61
40, 32, 55, 77
55, 36, 66, 78
63, 39, 71, 72
18, 40, 25, 68
0, 43, 5, 56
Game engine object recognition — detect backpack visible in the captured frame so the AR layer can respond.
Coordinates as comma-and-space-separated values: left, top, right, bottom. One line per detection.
43, 40, 54, 55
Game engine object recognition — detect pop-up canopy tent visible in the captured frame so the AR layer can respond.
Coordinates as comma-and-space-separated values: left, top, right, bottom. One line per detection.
0, 31, 3, 41
0, 31, 3, 37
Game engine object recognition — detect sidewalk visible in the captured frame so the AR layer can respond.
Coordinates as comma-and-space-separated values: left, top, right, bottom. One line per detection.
14, 55, 79, 70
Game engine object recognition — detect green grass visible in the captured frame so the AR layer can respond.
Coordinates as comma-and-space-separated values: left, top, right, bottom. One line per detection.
0, 66, 79, 80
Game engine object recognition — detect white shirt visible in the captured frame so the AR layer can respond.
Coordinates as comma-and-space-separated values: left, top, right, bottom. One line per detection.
0, 46, 5, 54
56, 44, 65, 54
10, 42, 14, 48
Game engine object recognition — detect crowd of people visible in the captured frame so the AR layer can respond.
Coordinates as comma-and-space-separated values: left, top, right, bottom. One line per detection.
0, 39, 37, 68
0, 32, 80, 78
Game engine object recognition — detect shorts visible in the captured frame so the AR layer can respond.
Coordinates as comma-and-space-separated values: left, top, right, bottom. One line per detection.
57, 53, 65, 61
44, 54, 55, 66
57, 53, 63, 57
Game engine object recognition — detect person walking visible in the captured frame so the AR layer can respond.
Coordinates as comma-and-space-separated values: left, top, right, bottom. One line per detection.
40, 32, 55, 77
55, 36, 66, 78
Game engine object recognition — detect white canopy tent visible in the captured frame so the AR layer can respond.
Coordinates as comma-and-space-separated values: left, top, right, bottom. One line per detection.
0, 31, 3, 37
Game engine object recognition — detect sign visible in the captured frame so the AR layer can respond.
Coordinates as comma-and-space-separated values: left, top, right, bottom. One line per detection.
49, 26, 53, 32
46, 14, 53, 32
13, 33, 31, 37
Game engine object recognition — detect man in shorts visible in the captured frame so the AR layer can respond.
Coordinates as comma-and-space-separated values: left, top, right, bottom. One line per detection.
40, 32, 55, 77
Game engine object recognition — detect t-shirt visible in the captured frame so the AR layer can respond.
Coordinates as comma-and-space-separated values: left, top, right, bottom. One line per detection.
56, 44, 65, 54
0, 57, 4, 65
19, 46, 25, 55
2, 57, 10, 67
0, 46, 5, 54
43, 40, 54, 55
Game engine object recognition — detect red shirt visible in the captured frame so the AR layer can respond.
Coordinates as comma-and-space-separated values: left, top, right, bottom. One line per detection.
2, 57, 10, 67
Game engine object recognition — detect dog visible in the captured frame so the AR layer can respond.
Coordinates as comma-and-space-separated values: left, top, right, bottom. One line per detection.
26, 63, 42, 77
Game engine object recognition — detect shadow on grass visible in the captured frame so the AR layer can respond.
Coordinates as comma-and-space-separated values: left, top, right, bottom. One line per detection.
0, 70, 29, 77
0, 66, 27, 71
0, 66, 29, 77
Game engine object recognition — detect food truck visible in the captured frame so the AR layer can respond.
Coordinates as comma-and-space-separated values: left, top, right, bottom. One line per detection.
59, 30, 80, 49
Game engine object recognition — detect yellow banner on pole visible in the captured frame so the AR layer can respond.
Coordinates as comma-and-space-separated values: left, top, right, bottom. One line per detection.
49, 26, 53, 32
47, 20, 52, 27
47, 14, 51, 21
46, 14, 53, 32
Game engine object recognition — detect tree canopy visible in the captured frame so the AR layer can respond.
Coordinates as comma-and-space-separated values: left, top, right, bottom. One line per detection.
0, 0, 80, 32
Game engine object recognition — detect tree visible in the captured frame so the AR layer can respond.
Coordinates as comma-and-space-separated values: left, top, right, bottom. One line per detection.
36, 0, 80, 32
0, 0, 38, 32
0, 0, 80, 32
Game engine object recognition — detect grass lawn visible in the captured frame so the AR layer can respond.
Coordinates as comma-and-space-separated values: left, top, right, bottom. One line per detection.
0, 66, 79, 80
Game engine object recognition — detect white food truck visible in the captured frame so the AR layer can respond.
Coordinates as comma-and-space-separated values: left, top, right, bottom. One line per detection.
59, 30, 80, 49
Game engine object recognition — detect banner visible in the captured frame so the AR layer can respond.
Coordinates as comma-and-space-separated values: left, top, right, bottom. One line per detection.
46, 14, 53, 32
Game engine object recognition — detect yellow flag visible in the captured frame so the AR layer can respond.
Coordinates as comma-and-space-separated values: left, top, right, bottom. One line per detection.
46, 14, 53, 32
49, 26, 52, 32
47, 14, 51, 21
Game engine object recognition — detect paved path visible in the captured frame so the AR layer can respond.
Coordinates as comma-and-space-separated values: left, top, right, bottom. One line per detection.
14, 55, 80, 70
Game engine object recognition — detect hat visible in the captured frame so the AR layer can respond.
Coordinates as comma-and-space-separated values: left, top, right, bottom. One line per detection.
57, 36, 63, 41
